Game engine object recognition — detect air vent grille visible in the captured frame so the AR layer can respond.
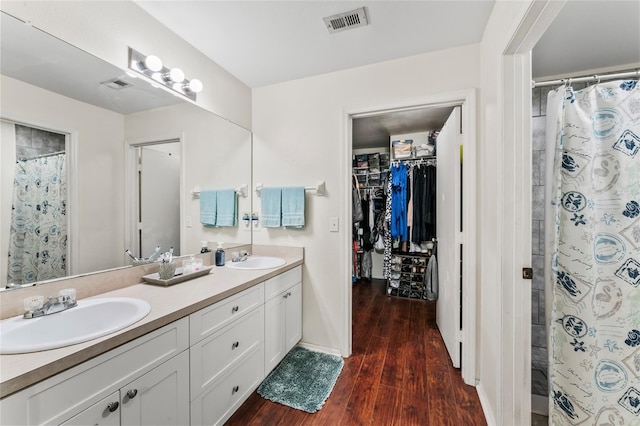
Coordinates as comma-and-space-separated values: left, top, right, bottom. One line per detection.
100, 77, 133, 90
324, 7, 368, 34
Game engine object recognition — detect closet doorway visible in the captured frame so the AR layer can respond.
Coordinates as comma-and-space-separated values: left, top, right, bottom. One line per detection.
346, 90, 477, 385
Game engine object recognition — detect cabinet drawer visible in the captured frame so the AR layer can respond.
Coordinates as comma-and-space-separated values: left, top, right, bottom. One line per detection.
0, 318, 188, 426
264, 266, 301, 300
59, 391, 120, 426
190, 344, 264, 426
190, 305, 264, 399
190, 283, 264, 345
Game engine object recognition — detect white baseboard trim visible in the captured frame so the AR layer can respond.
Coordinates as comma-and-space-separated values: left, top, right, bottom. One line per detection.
476, 382, 497, 426
531, 394, 548, 416
297, 341, 342, 357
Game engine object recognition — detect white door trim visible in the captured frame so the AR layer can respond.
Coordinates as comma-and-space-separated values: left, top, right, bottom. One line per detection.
499, 1, 566, 424
341, 89, 477, 384
124, 134, 184, 261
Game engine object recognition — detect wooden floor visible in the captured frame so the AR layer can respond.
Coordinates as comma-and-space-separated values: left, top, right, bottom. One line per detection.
226, 278, 487, 425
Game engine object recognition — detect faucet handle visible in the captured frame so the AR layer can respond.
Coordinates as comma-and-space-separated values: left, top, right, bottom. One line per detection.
59, 288, 76, 303
24, 295, 44, 313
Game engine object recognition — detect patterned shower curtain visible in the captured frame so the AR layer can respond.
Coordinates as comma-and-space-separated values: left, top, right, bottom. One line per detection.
7, 154, 67, 284
549, 79, 640, 424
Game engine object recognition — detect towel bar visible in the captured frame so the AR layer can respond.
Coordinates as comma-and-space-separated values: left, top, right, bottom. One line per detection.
191, 184, 248, 198
255, 181, 325, 196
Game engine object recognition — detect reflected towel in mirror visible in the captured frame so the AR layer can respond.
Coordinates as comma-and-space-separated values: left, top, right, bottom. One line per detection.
200, 190, 217, 226
216, 189, 237, 227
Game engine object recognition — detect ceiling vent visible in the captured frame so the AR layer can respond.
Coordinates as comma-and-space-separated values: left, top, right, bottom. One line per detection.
100, 77, 133, 90
323, 7, 368, 34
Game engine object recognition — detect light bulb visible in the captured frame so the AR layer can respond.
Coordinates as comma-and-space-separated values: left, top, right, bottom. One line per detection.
185, 78, 203, 93
169, 68, 185, 83
143, 55, 163, 72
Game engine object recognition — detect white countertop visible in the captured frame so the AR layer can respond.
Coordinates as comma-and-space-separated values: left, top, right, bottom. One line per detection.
0, 254, 303, 399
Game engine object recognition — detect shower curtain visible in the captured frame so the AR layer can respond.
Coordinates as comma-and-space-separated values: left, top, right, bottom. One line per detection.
7, 154, 67, 284
549, 79, 640, 424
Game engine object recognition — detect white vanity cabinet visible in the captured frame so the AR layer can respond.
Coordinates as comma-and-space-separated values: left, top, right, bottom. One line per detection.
0, 318, 189, 426
189, 283, 265, 426
264, 266, 302, 373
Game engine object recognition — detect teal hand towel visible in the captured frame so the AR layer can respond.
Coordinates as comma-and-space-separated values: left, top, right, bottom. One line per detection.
261, 187, 282, 227
200, 190, 217, 226
216, 189, 237, 227
282, 186, 305, 228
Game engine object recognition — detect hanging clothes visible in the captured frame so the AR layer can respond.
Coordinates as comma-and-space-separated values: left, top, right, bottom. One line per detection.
390, 162, 408, 241
549, 79, 640, 424
352, 174, 364, 223
412, 163, 437, 243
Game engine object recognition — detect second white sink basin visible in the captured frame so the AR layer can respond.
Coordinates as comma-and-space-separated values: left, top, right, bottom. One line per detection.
226, 256, 286, 270
0, 297, 151, 354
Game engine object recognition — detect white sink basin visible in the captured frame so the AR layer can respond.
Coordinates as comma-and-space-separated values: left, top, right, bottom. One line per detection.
226, 256, 286, 270
0, 297, 151, 354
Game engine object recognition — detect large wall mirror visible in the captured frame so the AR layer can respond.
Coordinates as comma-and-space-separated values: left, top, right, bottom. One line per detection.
0, 11, 252, 290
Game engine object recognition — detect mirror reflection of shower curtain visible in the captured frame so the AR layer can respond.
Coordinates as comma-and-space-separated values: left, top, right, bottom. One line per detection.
549, 79, 640, 424
7, 154, 67, 284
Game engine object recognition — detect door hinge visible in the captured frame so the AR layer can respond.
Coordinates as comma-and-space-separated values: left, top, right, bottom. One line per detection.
522, 267, 533, 280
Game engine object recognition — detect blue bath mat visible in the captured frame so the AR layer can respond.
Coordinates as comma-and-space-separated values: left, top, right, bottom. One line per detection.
257, 346, 344, 413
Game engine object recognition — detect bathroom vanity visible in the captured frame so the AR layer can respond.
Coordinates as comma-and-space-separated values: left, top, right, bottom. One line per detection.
0, 246, 303, 425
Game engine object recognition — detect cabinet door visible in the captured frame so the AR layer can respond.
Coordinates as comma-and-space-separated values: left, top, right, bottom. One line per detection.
60, 391, 120, 426
120, 350, 189, 426
285, 283, 302, 353
264, 291, 287, 373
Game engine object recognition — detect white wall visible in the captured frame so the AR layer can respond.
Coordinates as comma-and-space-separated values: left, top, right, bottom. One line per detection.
125, 102, 252, 255
1, 75, 125, 275
252, 44, 480, 354
0, 1, 251, 129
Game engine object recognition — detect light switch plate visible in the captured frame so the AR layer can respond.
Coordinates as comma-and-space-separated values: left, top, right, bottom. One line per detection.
329, 216, 339, 232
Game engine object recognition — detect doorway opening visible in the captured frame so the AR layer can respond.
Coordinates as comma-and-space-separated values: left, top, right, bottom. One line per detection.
344, 90, 477, 385
126, 139, 181, 261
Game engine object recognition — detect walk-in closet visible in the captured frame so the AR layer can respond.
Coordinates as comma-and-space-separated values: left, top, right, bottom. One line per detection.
351, 103, 465, 367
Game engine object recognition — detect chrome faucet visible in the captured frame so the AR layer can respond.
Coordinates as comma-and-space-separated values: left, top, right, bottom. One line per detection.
231, 251, 250, 262
23, 289, 77, 318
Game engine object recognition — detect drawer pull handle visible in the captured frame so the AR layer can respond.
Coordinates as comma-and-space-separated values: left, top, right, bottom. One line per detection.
231, 305, 239, 313
232, 385, 240, 394
107, 401, 119, 413
232, 341, 240, 349
283, 291, 292, 299
126, 389, 138, 399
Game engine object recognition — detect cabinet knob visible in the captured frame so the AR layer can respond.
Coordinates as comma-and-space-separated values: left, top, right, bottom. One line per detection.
232, 341, 240, 349
107, 401, 119, 413
287, 292, 292, 297
231, 305, 239, 313
232, 385, 239, 394
283, 294, 288, 299
126, 389, 138, 399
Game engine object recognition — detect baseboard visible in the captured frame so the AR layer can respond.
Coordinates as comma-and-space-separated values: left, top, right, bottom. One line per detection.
297, 341, 342, 357
476, 382, 497, 426
531, 394, 549, 416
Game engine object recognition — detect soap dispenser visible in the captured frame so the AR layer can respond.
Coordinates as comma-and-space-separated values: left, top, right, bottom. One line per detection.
215, 243, 225, 266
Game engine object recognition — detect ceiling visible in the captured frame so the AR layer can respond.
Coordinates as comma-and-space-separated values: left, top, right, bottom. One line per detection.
136, 0, 638, 148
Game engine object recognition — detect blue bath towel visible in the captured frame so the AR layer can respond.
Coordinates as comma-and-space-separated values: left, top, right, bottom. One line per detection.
261, 187, 282, 227
216, 189, 237, 227
200, 190, 217, 226
282, 187, 305, 228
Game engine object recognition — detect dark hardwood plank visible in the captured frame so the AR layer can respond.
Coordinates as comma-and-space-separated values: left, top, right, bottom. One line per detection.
226, 278, 486, 425
372, 384, 403, 426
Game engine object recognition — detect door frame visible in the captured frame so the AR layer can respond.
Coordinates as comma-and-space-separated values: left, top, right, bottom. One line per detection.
124, 134, 184, 262
498, 1, 567, 424
341, 89, 477, 384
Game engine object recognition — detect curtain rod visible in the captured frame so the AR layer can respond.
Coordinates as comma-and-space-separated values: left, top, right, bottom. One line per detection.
18, 150, 65, 162
532, 69, 640, 88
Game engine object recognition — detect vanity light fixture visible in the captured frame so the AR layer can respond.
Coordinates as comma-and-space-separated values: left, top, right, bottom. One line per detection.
128, 47, 203, 101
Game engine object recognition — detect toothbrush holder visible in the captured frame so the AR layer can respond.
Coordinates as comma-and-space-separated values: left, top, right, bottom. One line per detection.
158, 261, 177, 280
132, 258, 154, 266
